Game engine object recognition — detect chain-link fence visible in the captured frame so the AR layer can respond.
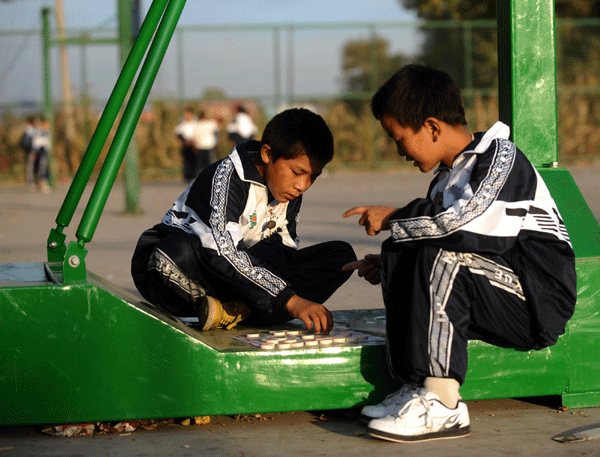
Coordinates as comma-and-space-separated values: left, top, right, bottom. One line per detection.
2, 18, 600, 181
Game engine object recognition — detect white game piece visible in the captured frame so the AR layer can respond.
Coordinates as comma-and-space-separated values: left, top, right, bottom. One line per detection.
333, 337, 346, 344
304, 340, 319, 347
247, 333, 260, 338
277, 343, 291, 349
301, 334, 315, 340
265, 338, 279, 344
319, 338, 333, 345
260, 343, 275, 350
286, 330, 300, 335
272, 331, 286, 337
291, 342, 304, 348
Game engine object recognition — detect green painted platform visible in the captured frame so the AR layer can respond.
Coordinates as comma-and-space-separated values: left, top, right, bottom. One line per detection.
2, 171, 600, 428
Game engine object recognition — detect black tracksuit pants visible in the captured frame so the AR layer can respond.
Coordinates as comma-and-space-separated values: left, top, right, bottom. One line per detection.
380, 239, 535, 386
131, 228, 356, 324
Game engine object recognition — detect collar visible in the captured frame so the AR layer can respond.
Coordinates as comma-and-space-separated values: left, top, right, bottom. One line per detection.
230, 141, 265, 186
434, 121, 511, 175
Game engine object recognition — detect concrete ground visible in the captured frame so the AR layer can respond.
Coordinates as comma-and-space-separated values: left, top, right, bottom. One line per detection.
1, 165, 600, 456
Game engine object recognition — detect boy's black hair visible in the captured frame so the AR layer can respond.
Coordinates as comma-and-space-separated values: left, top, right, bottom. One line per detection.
261, 108, 334, 166
371, 64, 467, 131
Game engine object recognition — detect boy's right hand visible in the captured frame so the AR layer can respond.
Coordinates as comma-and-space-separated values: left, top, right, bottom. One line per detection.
342, 254, 382, 285
285, 295, 333, 334
343, 206, 397, 236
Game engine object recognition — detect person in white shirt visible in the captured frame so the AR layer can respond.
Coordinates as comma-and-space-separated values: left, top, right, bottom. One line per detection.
226, 104, 258, 147
174, 107, 198, 183
31, 116, 51, 194
193, 110, 220, 172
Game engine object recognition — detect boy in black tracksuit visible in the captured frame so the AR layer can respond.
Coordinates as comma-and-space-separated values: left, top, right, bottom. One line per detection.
132, 108, 355, 334
343, 64, 576, 443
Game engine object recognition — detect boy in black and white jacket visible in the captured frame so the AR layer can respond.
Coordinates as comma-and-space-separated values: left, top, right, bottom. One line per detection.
133, 108, 355, 334
343, 64, 576, 443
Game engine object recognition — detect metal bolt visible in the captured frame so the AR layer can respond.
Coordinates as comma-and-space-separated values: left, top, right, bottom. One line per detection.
550, 161, 559, 168
68, 255, 80, 268
48, 241, 58, 249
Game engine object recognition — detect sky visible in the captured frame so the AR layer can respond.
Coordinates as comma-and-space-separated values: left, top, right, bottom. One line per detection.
0, 0, 420, 108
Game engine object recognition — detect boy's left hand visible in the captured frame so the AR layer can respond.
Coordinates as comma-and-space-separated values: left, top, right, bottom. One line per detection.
342, 254, 381, 285
343, 206, 397, 236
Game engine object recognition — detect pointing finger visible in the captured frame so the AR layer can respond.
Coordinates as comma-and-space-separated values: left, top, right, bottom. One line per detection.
343, 207, 366, 218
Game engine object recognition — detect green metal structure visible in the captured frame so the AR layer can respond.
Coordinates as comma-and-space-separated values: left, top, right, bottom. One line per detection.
2, 0, 600, 426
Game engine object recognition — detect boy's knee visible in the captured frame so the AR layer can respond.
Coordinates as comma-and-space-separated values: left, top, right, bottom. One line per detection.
331, 240, 357, 264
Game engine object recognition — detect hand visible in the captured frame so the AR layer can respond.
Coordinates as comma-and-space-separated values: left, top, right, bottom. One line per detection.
343, 206, 397, 236
342, 254, 382, 285
285, 295, 333, 334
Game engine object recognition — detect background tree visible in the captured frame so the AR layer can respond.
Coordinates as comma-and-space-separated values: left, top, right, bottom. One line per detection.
341, 35, 406, 114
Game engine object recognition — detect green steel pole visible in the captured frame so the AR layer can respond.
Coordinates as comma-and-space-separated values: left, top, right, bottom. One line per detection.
76, 0, 187, 244
48, 0, 169, 262
497, 0, 558, 166
177, 28, 184, 104
119, 0, 140, 214
41, 7, 55, 187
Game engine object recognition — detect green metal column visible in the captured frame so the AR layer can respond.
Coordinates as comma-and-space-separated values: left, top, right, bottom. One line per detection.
118, 0, 141, 213
497, 0, 558, 166
47, 0, 169, 264
41, 7, 55, 186
177, 28, 184, 103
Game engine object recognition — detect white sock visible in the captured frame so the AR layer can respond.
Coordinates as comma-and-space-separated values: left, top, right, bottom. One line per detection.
424, 377, 461, 409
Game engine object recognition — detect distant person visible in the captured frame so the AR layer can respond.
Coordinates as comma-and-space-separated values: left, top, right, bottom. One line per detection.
20, 116, 37, 191
31, 116, 51, 194
193, 110, 220, 173
343, 64, 576, 443
174, 106, 198, 184
132, 108, 356, 333
226, 104, 258, 147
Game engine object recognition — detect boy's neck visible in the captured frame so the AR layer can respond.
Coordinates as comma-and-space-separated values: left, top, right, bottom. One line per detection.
442, 125, 473, 167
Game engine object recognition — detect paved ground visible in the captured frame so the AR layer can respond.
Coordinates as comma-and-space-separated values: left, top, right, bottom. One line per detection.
1, 166, 600, 456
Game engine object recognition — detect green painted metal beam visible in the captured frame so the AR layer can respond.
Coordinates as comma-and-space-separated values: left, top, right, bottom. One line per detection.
76, 0, 186, 245
48, 0, 170, 264
497, 0, 559, 166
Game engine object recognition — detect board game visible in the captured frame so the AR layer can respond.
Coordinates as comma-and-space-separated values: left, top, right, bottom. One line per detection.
233, 327, 385, 350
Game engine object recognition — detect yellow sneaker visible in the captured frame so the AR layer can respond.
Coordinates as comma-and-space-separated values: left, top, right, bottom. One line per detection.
198, 295, 251, 330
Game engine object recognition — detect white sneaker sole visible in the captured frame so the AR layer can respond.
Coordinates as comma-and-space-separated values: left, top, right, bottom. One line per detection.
368, 425, 471, 443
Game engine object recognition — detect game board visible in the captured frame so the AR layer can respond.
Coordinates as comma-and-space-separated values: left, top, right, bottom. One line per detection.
233, 327, 385, 350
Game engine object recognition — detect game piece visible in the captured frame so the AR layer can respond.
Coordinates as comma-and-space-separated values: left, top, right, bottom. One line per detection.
260, 343, 275, 350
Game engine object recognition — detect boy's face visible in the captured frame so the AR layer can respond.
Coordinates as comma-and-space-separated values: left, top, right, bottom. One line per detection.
380, 115, 446, 173
259, 145, 322, 203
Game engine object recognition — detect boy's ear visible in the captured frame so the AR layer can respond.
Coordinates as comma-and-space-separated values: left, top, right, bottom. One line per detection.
423, 117, 442, 142
260, 144, 272, 164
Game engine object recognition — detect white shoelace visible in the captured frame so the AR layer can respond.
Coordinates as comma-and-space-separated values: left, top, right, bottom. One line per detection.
395, 389, 434, 429
381, 384, 414, 407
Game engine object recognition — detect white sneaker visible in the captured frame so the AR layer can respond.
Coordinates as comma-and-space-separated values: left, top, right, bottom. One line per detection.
360, 384, 415, 422
367, 387, 470, 443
